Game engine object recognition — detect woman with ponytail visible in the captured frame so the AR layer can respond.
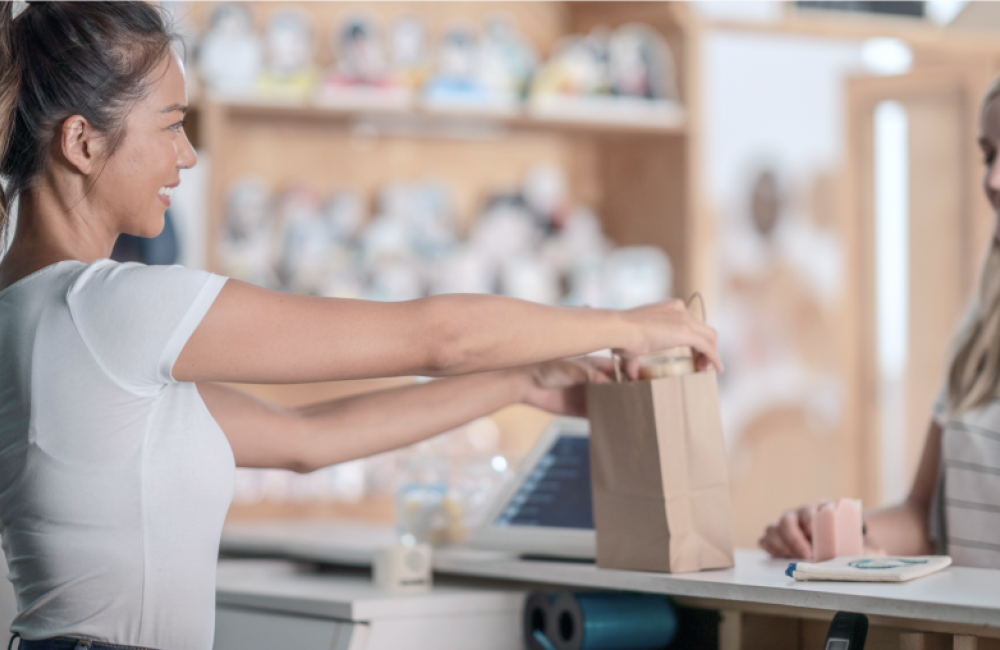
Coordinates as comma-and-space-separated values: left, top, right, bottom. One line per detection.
761, 77, 1000, 569
0, 3, 720, 649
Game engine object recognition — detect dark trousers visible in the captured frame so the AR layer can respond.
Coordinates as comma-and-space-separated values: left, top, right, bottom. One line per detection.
8, 635, 157, 650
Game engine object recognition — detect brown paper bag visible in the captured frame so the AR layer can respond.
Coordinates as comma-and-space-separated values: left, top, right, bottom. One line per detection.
586, 297, 735, 573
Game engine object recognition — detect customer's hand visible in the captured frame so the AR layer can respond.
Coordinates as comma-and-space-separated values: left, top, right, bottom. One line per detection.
618, 300, 723, 378
760, 505, 816, 560
761, 504, 888, 560
517, 357, 614, 417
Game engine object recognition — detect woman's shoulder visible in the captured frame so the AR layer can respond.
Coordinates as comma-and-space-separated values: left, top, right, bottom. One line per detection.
66, 260, 226, 319
64, 260, 228, 393
64, 260, 226, 308
0, 258, 218, 300
70, 259, 216, 288
0, 259, 85, 299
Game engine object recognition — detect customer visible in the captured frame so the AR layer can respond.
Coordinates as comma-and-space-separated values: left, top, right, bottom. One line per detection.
0, 3, 720, 649
760, 75, 1000, 569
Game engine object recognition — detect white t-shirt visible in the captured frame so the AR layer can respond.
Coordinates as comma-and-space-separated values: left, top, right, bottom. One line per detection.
0, 260, 234, 649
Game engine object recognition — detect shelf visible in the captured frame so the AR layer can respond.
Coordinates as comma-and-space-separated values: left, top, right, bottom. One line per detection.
200, 93, 688, 138
700, 3, 1000, 57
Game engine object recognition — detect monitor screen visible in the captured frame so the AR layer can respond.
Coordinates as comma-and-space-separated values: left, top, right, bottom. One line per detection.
797, 1, 923, 19
494, 435, 594, 530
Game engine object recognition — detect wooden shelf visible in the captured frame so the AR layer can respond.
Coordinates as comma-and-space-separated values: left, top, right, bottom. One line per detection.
198, 95, 688, 138
191, 2, 698, 525
703, 3, 1000, 58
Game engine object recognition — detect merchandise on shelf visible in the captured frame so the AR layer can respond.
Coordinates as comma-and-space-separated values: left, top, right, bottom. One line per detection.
231, 415, 513, 544
315, 13, 414, 109
422, 22, 486, 110
218, 164, 672, 310
197, 3, 262, 97
395, 417, 509, 545
421, 15, 537, 114
608, 23, 678, 101
522, 162, 569, 226
391, 15, 431, 89
529, 23, 682, 123
602, 246, 674, 310
469, 194, 546, 277
193, 4, 682, 121
218, 177, 279, 289
531, 30, 611, 99
500, 255, 560, 305
476, 14, 539, 101
275, 184, 333, 294
256, 8, 319, 101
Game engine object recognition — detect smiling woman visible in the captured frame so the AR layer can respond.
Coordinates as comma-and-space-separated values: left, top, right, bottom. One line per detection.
45, 53, 196, 245
0, 2, 177, 252
0, 3, 720, 650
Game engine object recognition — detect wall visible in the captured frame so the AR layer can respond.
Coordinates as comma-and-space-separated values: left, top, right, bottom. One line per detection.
701, 28, 869, 546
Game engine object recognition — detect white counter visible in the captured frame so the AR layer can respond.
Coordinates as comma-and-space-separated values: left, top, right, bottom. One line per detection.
222, 519, 396, 567
434, 547, 1000, 632
215, 560, 526, 650
220, 520, 1000, 639
216, 559, 525, 622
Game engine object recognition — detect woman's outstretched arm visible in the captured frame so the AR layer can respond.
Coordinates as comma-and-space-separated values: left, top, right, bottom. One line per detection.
173, 280, 720, 385
198, 357, 610, 472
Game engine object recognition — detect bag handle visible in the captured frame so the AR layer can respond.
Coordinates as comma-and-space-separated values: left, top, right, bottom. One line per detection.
610, 293, 706, 383
612, 349, 623, 383
687, 292, 706, 323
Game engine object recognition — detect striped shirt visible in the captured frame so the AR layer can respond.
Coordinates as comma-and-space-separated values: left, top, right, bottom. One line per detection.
931, 392, 1000, 568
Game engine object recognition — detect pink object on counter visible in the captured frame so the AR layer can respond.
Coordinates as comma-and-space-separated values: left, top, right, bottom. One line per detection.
811, 498, 863, 562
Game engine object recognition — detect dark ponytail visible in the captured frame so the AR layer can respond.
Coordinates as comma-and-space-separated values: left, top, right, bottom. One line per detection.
0, 2, 19, 245
0, 1, 175, 247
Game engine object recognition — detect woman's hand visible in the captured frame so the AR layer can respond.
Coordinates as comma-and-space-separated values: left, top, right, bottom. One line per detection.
619, 299, 723, 377
760, 505, 816, 559
517, 357, 615, 417
761, 504, 887, 560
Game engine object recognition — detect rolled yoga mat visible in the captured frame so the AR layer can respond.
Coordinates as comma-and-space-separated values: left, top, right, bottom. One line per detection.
524, 592, 559, 650
548, 592, 677, 650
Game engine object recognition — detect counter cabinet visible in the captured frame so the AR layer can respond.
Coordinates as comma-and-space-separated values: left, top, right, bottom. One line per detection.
217, 522, 1000, 650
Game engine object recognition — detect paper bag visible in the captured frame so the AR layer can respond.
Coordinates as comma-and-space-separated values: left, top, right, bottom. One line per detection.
586, 299, 734, 573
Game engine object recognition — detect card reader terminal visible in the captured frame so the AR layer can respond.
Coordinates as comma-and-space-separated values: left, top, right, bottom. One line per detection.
823, 612, 868, 650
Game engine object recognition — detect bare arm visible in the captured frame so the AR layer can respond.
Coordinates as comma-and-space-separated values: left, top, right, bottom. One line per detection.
198, 358, 610, 473
760, 420, 941, 559
861, 421, 941, 556
174, 280, 721, 384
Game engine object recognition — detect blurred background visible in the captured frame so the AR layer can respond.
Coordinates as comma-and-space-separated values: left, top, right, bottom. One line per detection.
7, 2, 1000, 623
159, 0, 1000, 547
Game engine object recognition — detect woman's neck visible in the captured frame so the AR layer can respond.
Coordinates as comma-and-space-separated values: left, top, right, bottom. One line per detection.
0, 183, 115, 291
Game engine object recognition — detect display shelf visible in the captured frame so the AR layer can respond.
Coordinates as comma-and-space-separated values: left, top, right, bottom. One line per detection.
195, 0, 697, 287
702, 1, 1000, 58
189, 1, 699, 523
198, 95, 688, 138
